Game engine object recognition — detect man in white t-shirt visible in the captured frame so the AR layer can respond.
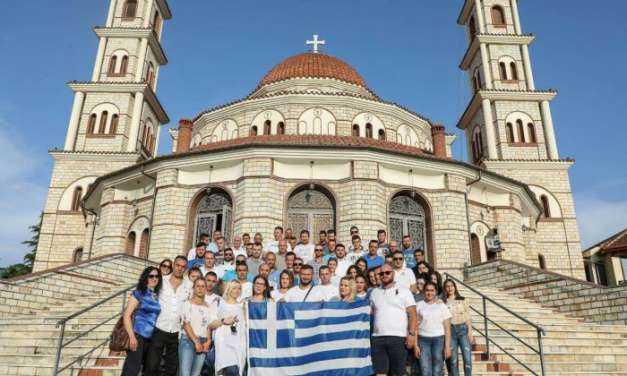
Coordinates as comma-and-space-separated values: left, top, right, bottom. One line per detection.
235, 262, 252, 301
392, 251, 417, 293
333, 243, 352, 278
293, 230, 315, 263
231, 235, 246, 258
317, 266, 338, 301
265, 226, 284, 254
347, 234, 366, 264
282, 265, 326, 302
199, 251, 226, 280
369, 263, 417, 376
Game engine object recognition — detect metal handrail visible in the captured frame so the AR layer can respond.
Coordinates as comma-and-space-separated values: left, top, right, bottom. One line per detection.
52, 283, 135, 375
444, 272, 546, 376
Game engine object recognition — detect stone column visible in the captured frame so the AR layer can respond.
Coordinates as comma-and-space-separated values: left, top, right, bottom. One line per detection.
481, 99, 498, 159
474, 0, 486, 33
126, 91, 145, 152
135, 38, 149, 82
521, 45, 535, 90
510, 0, 522, 34
540, 101, 559, 160
91, 37, 107, 81
64, 91, 85, 151
480, 44, 493, 89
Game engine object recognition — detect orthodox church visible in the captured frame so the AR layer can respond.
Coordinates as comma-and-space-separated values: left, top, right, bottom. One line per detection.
33, 0, 584, 278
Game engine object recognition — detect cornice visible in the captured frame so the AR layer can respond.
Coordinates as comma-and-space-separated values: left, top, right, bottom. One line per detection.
483, 159, 575, 170
67, 81, 169, 124
457, 89, 557, 130
49, 149, 143, 162
93, 27, 167, 65
460, 34, 535, 70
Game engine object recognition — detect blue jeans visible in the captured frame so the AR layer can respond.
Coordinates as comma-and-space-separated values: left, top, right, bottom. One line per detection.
446, 323, 472, 376
419, 335, 444, 376
222, 365, 239, 376
179, 334, 208, 376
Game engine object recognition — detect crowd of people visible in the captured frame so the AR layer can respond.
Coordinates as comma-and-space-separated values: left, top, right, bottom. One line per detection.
121, 226, 474, 376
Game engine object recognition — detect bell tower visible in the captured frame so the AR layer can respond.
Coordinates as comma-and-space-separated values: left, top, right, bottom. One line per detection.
34, 0, 171, 271
456, 0, 584, 277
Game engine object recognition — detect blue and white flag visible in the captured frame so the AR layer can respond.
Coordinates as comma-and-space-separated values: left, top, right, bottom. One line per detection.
247, 300, 373, 376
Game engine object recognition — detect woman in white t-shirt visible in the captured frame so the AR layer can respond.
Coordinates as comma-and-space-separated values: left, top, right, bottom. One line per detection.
210, 280, 246, 376
415, 281, 452, 376
178, 278, 216, 376
270, 270, 293, 301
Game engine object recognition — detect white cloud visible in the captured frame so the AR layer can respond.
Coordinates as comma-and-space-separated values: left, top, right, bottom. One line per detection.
0, 116, 47, 267
575, 193, 627, 249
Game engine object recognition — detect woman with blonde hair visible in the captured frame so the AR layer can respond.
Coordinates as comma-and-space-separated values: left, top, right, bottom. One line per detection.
211, 280, 246, 376
332, 277, 357, 302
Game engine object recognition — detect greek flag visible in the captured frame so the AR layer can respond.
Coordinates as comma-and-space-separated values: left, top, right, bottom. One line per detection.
247, 300, 373, 376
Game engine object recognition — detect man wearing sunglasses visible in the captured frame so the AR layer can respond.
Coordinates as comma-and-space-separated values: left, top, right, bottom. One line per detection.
307, 245, 326, 282
392, 251, 417, 293
369, 264, 417, 376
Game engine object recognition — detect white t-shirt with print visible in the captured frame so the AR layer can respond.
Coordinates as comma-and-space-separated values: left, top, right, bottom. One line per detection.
369, 285, 416, 337
180, 300, 217, 338
416, 300, 452, 337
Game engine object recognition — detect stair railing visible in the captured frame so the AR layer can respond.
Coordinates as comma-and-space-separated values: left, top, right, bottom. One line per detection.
52, 284, 135, 375
443, 272, 546, 376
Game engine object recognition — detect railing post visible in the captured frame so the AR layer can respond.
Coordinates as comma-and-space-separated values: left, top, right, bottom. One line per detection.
53, 321, 66, 376
537, 328, 546, 376
483, 296, 490, 357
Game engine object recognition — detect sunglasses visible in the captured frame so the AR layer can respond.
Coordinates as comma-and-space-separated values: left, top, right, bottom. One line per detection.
294, 263, 303, 266
315, 249, 323, 252
160, 264, 172, 269
148, 274, 159, 279
393, 257, 404, 261
378, 271, 393, 277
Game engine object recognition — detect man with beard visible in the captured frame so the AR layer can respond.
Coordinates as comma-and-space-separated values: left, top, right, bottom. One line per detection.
282, 265, 325, 302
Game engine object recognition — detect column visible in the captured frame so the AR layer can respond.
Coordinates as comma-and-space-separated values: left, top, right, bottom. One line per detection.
135, 38, 149, 82
474, 0, 486, 33
521, 45, 535, 90
482, 99, 498, 159
127, 92, 145, 152
510, 0, 522, 35
91, 37, 107, 81
480, 43, 493, 89
540, 100, 559, 160
105, 0, 117, 27
142, 0, 155, 28
64, 92, 86, 150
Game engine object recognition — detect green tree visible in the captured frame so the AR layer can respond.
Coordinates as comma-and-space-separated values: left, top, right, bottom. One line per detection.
0, 213, 42, 279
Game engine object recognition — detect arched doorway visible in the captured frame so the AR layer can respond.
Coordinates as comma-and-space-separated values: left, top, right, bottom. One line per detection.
125, 232, 136, 255
138, 229, 149, 259
388, 192, 432, 262
470, 234, 482, 265
287, 184, 335, 239
193, 188, 233, 245
72, 248, 84, 263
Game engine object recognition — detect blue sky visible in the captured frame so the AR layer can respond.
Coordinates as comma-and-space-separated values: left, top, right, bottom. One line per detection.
1, 1, 626, 266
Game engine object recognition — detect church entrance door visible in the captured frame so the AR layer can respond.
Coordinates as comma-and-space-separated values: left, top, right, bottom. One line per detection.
389, 193, 428, 259
287, 185, 335, 238
194, 190, 232, 245
470, 233, 482, 265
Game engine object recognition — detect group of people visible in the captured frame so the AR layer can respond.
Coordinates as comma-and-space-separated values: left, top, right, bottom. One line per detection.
121, 226, 474, 376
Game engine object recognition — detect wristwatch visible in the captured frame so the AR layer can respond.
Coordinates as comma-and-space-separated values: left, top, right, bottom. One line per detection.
408, 331, 416, 336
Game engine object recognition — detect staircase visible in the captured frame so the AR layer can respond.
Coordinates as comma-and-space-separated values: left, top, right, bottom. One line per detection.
0, 254, 151, 375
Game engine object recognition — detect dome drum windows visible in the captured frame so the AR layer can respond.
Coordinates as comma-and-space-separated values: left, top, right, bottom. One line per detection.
351, 113, 385, 139
505, 112, 538, 146
396, 124, 433, 152
209, 119, 238, 143
298, 108, 336, 136
251, 110, 286, 136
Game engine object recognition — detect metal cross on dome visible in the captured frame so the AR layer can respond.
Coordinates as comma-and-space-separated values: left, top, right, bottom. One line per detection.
306, 34, 326, 53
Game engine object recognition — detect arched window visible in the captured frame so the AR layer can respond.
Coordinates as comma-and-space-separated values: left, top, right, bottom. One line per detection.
263, 120, 271, 135
123, 0, 138, 19
510, 62, 519, 80
120, 56, 129, 75
277, 122, 285, 135
125, 232, 136, 255
107, 56, 118, 76
139, 229, 150, 258
72, 248, 84, 263
87, 114, 97, 134
98, 111, 108, 134
110, 114, 119, 135
378, 129, 386, 140
506, 122, 515, 143
145, 63, 155, 88
538, 254, 547, 270
471, 127, 483, 162
250, 126, 258, 136
365, 123, 373, 138
499, 62, 508, 80
71, 187, 83, 211
491, 6, 506, 26
516, 119, 525, 143
540, 195, 551, 218
141, 125, 148, 145
527, 123, 537, 143
468, 16, 477, 40
472, 69, 482, 92
352, 124, 360, 137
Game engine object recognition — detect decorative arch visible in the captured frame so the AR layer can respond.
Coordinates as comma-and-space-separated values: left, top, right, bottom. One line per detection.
497, 56, 517, 81
58, 176, 98, 211
285, 183, 337, 239
388, 190, 434, 265
351, 113, 385, 138
88, 103, 120, 135
107, 50, 129, 76
186, 186, 234, 251
396, 124, 433, 151
126, 216, 150, 257
470, 221, 490, 265
505, 111, 535, 143
251, 110, 286, 136
298, 108, 336, 135
210, 119, 238, 143
528, 185, 563, 218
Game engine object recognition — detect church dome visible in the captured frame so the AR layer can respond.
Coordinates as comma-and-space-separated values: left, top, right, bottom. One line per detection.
259, 53, 367, 88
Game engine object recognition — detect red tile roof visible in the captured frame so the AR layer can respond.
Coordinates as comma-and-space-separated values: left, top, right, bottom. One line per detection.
259, 53, 367, 88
